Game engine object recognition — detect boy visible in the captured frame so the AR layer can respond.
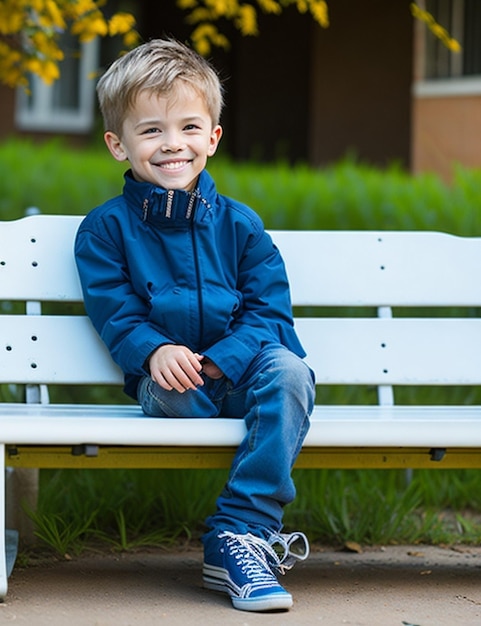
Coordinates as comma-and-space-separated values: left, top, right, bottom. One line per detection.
74, 38, 315, 612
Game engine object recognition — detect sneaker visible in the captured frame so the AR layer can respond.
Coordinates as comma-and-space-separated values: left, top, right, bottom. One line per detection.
203, 531, 293, 612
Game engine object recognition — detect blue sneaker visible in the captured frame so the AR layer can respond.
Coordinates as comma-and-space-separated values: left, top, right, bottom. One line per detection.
203, 531, 293, 612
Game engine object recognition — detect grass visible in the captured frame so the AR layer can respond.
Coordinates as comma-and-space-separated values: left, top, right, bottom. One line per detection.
2, 137, 481, 555
27, 468, 228, 555
25, 467, 481, 557
287, 469, 481, 546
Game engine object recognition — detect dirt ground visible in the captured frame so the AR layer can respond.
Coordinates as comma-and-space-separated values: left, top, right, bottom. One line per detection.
2, 543, 481, 625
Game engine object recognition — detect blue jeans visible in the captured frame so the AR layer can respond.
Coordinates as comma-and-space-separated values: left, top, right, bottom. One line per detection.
137, 344, 315, 536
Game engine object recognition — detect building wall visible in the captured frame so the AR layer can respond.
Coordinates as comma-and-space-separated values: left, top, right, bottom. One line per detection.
412, 94, 481, 182
308, 0, 413, 169
0, 86, 16, 139
221, 10, 312, 162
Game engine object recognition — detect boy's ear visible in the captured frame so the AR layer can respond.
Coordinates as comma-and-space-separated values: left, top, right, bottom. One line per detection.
104, 131, 128, 162
207, 125, 223, 157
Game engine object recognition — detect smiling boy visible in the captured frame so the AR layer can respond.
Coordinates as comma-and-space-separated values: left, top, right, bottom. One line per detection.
75, 38, 315, 612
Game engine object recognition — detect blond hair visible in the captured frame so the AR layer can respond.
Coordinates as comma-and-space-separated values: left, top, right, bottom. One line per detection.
97, 38, 224, 136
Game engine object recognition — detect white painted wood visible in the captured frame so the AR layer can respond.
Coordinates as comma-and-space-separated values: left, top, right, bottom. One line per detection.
271, 229, 481, 306
3, 314, 481, 386
1, 405, 481, 448
0, 316, 123, 384
0, 444, 6, 601
376, 306, 394, 406
0, 215, 83, 301
3, 216, 481, 307
295, 317, 481, 385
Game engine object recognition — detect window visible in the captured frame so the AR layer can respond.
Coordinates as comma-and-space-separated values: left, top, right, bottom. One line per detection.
15, 35, 99, 133
415, 0, 481, 96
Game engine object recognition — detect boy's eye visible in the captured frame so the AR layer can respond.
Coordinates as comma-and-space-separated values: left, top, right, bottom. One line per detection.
184, 124, 199, 131
143, 127, 160, 134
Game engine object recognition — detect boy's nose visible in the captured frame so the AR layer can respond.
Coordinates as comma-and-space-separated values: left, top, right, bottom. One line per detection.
161, 132, 184, 152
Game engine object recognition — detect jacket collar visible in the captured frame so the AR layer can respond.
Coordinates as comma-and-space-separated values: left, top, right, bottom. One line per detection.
122, 169, 217, 228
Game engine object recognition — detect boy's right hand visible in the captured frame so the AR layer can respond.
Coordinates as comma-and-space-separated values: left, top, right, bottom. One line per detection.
149, 344, 204, 393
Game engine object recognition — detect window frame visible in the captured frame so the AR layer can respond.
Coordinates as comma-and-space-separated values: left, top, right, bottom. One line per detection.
15, 38, 100, 133
414, 0, 481, 98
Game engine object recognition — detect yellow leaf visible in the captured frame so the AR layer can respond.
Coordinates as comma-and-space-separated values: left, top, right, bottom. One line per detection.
108, 12, 136, 36
39, 60, 60, 84
45, 0, 67, 30
178, 0, 199, 8
235, 4, 258, 36
0, 5, 24, 34
344, 541, 363, 553
448, 39, 461, 53
256, 0, 282, 15
71, 14, 109, 40
123, 30, 140, 48
309, 0, 329, 28
410, 2, 461, 53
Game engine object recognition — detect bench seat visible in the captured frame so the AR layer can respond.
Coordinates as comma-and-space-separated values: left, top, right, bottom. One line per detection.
2, 404, 481, 448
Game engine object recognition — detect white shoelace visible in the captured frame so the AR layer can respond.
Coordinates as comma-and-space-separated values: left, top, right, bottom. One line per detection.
267, 531, 310, 574
218, 530, 309, 581
218, 531, 283, 593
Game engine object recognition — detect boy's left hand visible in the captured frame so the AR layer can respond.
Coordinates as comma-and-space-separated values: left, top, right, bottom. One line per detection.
200, 356, 224, 380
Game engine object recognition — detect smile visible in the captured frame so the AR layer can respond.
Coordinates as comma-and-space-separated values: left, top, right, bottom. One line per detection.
157, 160, 190, 170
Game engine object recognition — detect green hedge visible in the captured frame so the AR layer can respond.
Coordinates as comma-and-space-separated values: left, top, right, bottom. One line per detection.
2, 138, 481, 235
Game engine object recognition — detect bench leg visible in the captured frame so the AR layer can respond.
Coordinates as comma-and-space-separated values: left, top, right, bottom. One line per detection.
0, 444, 7, 601
6, 468, 38, 545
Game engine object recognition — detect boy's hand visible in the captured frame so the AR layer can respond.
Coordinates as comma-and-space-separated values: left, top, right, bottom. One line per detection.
199, 356, 224, 380
149, 345, 204, 393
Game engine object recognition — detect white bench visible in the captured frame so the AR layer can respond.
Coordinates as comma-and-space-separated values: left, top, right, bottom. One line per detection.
2, 213, 481, 599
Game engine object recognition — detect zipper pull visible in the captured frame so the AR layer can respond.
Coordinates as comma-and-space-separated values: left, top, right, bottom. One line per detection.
186, 190, 197, 219
166, 189, 174, 218
142, 198, 149, 221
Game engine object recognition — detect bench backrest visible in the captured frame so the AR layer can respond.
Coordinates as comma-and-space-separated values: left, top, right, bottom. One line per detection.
1, 214, 481, 393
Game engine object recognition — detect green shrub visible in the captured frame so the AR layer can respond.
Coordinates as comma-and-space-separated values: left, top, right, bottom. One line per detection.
2, 138, 481, 235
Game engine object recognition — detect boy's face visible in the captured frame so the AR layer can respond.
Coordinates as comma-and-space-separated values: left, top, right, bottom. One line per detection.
104, 84, 222, 192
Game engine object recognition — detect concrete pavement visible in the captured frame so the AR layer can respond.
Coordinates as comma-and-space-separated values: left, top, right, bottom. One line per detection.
1, 543, 481, 625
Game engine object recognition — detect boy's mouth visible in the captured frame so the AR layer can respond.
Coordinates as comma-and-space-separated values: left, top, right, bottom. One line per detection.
157, 160, 190, 170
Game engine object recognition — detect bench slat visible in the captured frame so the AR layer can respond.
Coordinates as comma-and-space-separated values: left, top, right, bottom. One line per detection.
0, 215, 83, 301
2, 215, 481, 306
3, 314, 481, 386
1, 404, 481, 447
295, 317, 481, 385
0, 315, 123, 384
273, 229, 481, 306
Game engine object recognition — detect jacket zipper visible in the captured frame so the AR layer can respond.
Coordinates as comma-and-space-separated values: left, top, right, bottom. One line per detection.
166, 190, 174, 218
191, 220, 204, 349
142, 198, 149, 221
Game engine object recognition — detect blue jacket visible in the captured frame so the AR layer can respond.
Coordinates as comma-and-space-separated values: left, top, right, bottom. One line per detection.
75, 169, 305, 399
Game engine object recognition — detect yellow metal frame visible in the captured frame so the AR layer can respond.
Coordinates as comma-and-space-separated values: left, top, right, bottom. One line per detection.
6, 445, 481, 469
